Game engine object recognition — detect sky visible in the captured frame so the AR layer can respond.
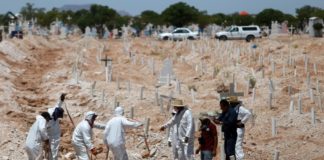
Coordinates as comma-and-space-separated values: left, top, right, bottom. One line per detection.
0, 0, 323, 15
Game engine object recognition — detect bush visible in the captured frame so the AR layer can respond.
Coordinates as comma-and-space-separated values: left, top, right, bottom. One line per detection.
313, 23, 323, 30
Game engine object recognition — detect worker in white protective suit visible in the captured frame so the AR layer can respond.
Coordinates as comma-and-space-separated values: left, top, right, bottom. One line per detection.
160, 99, 195, 160
47, 93, 66, 160
25, 112, 52, 160
103, 106, 143, 160
168, 110, 178, 159
228, 96, 252, 160
72, 111, 99, 160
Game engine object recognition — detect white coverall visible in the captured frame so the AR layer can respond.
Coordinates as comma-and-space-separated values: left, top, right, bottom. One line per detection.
103, 107, 142, 160
163, 107, 195, 160
72, 114, 95, 160
25, 115, 49, 160
235, 104, 251, 160
47, 100, 63, 160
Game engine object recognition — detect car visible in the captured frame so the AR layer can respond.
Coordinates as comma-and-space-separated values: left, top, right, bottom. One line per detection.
158, 28, 199, 41
215, 25, 261, 42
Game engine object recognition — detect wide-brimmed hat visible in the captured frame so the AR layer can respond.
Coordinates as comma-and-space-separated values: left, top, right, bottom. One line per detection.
227, 96, 239, 103
171, 99, 186, 107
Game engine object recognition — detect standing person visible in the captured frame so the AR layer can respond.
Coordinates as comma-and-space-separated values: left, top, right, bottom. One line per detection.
214, 99, 238, 160
25, 112, 52, 160
195, 116, 218, 160
72, 111, 99, 160
168, 110, 178, 159
103, 106, 143, 160
228, 96, 251, 160
160, 99, 195, 160
47, 93, 66, 160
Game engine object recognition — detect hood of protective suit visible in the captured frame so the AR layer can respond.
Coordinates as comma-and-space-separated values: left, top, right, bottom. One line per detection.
114, 106, 124, 116
85, 111, 98, 121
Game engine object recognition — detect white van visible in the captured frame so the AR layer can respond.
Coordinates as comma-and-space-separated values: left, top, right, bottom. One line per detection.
215, 25, 262, 42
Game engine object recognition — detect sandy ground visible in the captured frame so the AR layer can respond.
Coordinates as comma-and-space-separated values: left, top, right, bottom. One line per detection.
0, 34, 324, 160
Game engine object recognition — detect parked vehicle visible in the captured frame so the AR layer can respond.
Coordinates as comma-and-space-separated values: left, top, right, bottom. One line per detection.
215, 25, 261, 42
158, 28, 199, 41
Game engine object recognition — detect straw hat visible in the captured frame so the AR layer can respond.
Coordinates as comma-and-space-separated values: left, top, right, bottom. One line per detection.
171, 99, 186, 107
227, 96, 239, 103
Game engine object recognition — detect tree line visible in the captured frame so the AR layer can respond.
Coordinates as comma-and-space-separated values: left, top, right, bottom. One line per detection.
0, 2, 323, 32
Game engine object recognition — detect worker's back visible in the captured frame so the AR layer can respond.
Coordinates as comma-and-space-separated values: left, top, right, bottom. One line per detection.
104, 115, 142, 147
104, 116, 126, 147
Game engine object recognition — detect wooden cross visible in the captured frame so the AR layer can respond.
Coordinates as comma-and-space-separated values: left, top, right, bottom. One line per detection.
219, 83, 244, 99
101, 55, 112, 67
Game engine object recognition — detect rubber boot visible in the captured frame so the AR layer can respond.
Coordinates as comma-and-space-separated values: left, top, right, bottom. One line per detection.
229, 155, 236, 160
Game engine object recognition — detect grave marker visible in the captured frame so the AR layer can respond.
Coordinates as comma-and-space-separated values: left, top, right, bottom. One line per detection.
159, 58, 175, 84
311, 107, 315, 126
298, 94, 302, 114
272, 117, 277, 137
219, 83, 244, 99
101, 55, 112, 83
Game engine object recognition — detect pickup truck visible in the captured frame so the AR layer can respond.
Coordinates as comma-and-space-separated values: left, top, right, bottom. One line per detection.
215, 25, 262, 42
158, 28, 199, 41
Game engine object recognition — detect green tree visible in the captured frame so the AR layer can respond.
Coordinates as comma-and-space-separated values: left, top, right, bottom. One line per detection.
140, 10, 162, 26
230, 12, 255, 25
36, 8, 61, 28
210, 13, 226, 25
161, 2, 200, 27
197, 11, 211, 29
256, 8, 285, 26
296, 5, 322, 22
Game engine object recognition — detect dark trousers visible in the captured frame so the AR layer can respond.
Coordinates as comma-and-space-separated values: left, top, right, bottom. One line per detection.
224, 132, 237, 159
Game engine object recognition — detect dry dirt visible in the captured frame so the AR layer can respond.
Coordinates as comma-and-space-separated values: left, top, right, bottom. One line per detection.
0, 34, 323, 160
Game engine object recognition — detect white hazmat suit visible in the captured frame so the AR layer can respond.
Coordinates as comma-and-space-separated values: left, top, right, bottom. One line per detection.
168, 110, 178, 159
72, 111, 97, 160
162, 107, 195, 160
25, 115, 49, 160
234, 104, 251, 160
47, 100, 63, 160
103, 107, 142, 160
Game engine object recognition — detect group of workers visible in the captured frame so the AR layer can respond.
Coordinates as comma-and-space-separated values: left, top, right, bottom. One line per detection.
160, 96, 251, 160
24, 93, 251, 160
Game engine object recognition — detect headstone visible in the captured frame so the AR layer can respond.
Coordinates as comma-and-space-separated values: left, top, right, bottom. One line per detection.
91, 27, 97, 38
269, 93, 273, 109
272, 117, 277, 137
130, 107, 134, 119
176, 80, 181, 94
312, 64, 317, 77
91, 81, 96, 97
289, 100, 294, 113
318, 95, 323, 112
298, 94, 302, 114
85, 26, 91, 37
273, 151, 280, 160
101, 56, 112, 83
311, 108, 316, 126
60, 26, 67, 39
159, 58, 175, 84
140, 86, 144, 100
191, 89, 195, 103
155, 88, 160, 106
144, 118, 150, 136
219, 83, 244, 99
308, 17, 324, 37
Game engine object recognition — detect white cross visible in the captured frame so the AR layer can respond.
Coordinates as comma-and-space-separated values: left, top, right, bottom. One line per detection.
220, 83, 244, 99
289, 25, 295, 35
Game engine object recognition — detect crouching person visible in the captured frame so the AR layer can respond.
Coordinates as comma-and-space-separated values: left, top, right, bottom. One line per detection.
25, 112, 52, 160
